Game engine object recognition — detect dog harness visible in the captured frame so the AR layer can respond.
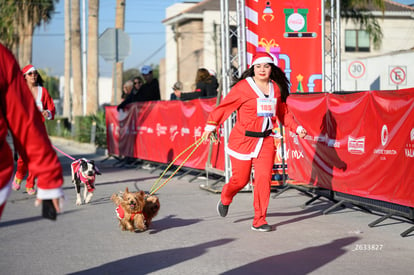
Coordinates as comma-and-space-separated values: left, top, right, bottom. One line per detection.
115, 205, 142, 221
71, 158, 96, 192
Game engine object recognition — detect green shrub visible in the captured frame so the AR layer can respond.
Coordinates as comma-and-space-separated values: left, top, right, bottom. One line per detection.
45, 109, 107, 149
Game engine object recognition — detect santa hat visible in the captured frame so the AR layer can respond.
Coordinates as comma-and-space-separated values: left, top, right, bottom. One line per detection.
251, 52, 275, 66
22, 64, 36, 75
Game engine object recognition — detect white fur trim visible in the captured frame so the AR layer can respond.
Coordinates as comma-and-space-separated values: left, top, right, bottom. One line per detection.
204, 125, 216, 132
0, 177, 12, 205
252, 56, 273, 66
46, 110, 52, 120
226, 146, 254, 160
225, 135, 264, 160
296, 125, 304, 135
24, 66, 36, 75
37, 187, 64, 200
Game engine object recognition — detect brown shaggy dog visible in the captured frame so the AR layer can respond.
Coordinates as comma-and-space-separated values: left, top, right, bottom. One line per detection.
111, 187, 146, 232
143, 194, 160, 228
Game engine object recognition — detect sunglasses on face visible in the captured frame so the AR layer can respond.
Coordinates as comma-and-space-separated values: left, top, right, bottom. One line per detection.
27, 71, 38, 76
134, 82, 141, 85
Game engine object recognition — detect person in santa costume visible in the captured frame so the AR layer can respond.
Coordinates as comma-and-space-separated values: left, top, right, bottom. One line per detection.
12, 64, 56, 195
202, 52, 307, 232
0, 43, 64, 219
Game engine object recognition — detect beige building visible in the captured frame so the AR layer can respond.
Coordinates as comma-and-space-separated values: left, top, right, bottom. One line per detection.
159, 0, 414, 99
160, 1, 237, 100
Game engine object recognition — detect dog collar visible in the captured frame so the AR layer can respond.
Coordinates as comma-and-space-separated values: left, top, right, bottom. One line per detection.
116, 206, 142, 221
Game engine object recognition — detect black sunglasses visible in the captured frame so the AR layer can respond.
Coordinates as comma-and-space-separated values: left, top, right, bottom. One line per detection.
27, 71, 38, 76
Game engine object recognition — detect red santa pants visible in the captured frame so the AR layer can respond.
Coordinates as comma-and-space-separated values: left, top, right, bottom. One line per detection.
15, 157, 35, 189
221, 136, 275, 227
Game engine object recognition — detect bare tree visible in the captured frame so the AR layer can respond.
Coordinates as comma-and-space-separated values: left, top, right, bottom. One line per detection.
71, 0, 83, 117
87, 0, 99, 115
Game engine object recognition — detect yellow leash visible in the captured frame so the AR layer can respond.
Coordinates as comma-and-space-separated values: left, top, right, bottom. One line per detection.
149, 134, 218, 195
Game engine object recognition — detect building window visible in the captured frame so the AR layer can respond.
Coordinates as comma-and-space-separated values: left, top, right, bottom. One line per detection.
345, 30, 370, 52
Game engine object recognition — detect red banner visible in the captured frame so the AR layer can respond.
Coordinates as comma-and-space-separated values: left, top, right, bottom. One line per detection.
245, 0, 323, 92
105, 99, 225, 171
285, 88, 414, 207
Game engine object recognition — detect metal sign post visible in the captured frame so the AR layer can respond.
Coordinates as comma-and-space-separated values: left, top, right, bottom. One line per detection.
99, 28, 131, 104
348, 60, 366, 91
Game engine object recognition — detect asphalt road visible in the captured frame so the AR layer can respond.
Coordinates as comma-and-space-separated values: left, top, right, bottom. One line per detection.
1, 137, 413, 275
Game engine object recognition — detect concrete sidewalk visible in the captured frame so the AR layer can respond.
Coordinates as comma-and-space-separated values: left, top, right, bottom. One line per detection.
0, 138, 413, 275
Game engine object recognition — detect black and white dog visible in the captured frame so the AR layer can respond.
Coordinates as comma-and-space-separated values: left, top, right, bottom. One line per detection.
71, 158, 101, 205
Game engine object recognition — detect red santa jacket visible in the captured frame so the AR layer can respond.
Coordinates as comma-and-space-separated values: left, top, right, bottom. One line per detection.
34, 86, 56, 121
205, 77, 300, 160
0, 43, 63, 211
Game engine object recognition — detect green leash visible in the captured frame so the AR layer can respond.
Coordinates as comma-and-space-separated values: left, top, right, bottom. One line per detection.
149, 134, 218, 195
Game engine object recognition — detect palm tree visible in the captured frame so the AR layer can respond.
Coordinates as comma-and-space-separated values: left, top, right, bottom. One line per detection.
71, 0, 83, 117
87, 0, 99, 115
14, 0, 57, 67
0, 2, 18, 52
328, 0, 385, 49
113, 0, 125, 105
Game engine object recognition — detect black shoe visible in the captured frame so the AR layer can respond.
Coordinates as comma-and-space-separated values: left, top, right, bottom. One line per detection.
251, 224, 272, 232
217, 200, 229, 217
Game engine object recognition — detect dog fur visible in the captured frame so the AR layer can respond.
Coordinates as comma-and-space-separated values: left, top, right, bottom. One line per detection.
111, 187, 146, 232
71, 158, 101, 205
143, 194, 160, 228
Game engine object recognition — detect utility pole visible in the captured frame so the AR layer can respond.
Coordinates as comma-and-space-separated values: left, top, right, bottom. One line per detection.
173, 23, 180, 82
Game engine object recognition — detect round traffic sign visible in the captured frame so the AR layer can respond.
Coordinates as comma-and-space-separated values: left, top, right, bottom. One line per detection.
348, 61, 366, 79
389, 66, 406, 85
99, 28, 130, 62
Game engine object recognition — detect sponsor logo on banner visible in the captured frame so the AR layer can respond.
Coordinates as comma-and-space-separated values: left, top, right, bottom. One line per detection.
381, 125, 389, 146
194, 126, 203, 139
405, 128, 414, 158
288, 149, 305, 160
348, 136, 365, 155
156, 123, 167, 136
374, 124, 397, 157
287, 132, 305, 160
181, 128, 190, 136
170, 125, 179, 141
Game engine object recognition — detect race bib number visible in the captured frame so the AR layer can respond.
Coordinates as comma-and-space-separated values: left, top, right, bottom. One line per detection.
257, 98, 276, 117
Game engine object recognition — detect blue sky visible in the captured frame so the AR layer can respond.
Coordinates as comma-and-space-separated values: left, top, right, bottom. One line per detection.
398, 0, 414, 4
32, 0, 413, 77
33, 0, 200, 77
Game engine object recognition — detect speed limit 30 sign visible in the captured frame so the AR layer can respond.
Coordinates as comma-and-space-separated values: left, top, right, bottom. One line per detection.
348, 61, 366, 79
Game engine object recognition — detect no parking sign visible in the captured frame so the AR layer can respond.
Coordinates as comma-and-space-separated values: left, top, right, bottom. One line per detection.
389, 66, 407, 86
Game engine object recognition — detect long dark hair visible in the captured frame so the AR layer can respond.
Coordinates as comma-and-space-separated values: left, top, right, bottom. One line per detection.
233, 64, 290, 103
37, 73, 45, 86
195, 68, 213, 84
25, 72, 45, 86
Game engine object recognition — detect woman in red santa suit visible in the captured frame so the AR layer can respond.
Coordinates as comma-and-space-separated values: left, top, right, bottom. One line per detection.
0, 43, 63, 219
202, 52, 307, 232
12, 64, 56, 195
